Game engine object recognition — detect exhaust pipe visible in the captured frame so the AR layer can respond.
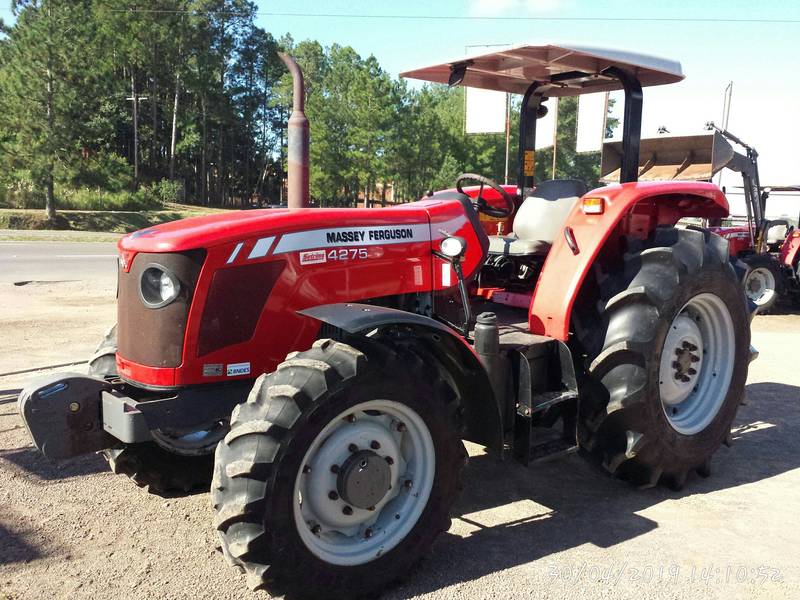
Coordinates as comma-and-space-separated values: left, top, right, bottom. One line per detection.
278, 52, 310, 209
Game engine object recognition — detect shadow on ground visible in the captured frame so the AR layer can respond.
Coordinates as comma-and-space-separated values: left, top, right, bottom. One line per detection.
384, 381, 800, 598
764, 303, 800, 316
0, 446, 109, 480
0, 523, 42, 566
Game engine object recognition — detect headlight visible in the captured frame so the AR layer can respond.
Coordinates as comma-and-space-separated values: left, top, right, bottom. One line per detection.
139, 264, 181, 309
440, 236, 467, 259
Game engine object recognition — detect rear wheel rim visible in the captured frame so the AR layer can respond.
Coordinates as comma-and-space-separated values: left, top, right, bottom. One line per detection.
659, 293, 736, 435
745, 267, 776, 306
293, 399, 435, 566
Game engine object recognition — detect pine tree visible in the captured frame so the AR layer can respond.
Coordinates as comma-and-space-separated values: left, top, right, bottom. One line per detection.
0, 0, 101, 218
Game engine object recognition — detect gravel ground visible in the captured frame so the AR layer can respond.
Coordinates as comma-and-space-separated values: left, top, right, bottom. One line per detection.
1, 280, 798, 600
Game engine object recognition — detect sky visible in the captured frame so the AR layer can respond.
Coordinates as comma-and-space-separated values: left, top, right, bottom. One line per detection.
2, 0, 798, 217
248, 0, 800, 217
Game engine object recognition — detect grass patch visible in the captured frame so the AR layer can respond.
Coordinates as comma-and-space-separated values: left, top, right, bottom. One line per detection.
0, 204, 228, 234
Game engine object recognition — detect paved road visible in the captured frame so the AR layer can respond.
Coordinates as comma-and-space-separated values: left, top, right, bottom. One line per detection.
0, 241, 118, 283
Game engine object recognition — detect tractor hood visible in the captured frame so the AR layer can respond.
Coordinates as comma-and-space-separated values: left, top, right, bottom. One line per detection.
119, 206, 435, 254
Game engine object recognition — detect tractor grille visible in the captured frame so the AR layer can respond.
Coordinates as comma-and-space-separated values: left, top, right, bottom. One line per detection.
118, 250, 205, 368
197, 260, 286, 357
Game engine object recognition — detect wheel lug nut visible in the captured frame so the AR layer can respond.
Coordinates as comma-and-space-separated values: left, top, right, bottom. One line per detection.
302, 465, 312, 474
675, 348, 682, 356
688, 343, 698, 352
364, 528, 373, 538
397, 422, 407, 432
404, 479, 413, 489
672, 361, 680, 369
681, 375, 691, 383
385, 456, 394, 465
348, 443, 358, 453
691, 355, 700, 362
342, 506, 353, 516
688, 368, 697, 376
328, 491, 339, 501
682, 341, 691, 349
330, 464, 340, 474
674, 373, 683, 380
311, 524, 321, 535
370, 440, 380, 450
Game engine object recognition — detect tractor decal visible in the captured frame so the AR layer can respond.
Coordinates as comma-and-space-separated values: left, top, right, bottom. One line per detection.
299, 249, 327, 265
272, 223, 431, 254
226, 237, 276, 263
246, 236, 275, 259
226, 241, 244, 264
226, 362, 251, 376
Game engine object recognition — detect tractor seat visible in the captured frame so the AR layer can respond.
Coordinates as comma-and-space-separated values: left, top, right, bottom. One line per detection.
766, 223, 788, 245
488, 179, 588, 256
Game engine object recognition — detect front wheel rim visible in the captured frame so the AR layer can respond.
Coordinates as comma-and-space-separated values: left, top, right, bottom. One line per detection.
659, 293, 736, 435
150, 421, 228, 456
745, 267, 776, 305
293, 399, 436, 566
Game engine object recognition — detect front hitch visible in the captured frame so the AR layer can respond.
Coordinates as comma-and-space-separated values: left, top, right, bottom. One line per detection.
18, 373, 116, 459
18, 373, 253, 460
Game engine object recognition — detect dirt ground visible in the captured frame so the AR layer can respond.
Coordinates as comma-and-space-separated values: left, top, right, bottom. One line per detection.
1, 280, 799, 600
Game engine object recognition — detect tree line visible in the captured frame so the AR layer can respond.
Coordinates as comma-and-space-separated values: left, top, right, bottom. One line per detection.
0, 1, 608, 218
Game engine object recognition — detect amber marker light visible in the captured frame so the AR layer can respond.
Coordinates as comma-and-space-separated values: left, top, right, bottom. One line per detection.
581, 197, 605, 215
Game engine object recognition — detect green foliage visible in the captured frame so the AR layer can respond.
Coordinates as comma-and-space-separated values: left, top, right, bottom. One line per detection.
0, 182, 165, 211
61, 153, 134, 192
0, 3, 614, 217
0, 0, 104, 217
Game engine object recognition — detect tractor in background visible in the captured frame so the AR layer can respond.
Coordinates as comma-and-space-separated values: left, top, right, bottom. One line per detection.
602, 124, 799, 312
18, 45, 755, 598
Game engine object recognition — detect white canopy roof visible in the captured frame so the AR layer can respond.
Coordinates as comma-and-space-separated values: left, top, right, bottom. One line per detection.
400, 43, 684, 96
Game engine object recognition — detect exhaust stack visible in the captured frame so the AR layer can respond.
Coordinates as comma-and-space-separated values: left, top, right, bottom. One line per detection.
278, 52, 310, 208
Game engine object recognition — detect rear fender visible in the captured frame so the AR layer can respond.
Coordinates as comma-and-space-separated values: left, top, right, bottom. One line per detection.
530, 181, 728, 340
299, 303, 503, 451
780, 232, 800, 271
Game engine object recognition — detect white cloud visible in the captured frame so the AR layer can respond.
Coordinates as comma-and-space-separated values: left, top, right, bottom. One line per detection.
469, 0, 567, 17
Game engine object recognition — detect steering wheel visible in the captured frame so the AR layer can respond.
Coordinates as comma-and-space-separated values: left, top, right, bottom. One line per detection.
455, 173, 515, 219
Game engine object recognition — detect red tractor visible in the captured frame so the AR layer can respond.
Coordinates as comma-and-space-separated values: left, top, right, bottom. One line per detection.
710, 180, 800, 312
18, 45, 755, 598
601, 126, 800, 312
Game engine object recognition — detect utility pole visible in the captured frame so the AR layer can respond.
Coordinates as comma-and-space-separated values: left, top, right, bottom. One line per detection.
126, 83, 148, 188
169, 74, 180, 181
503, 93, 511, 184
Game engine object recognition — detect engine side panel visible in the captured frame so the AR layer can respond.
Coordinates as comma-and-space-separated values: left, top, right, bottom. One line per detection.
118, 198, 484, 388
529, 181, 729, 341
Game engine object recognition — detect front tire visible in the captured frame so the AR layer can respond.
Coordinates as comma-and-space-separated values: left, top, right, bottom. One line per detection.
212, 338, 465, 598
88, 324, 220, 495
577, 227, 752, 490
742, 254, 784, 313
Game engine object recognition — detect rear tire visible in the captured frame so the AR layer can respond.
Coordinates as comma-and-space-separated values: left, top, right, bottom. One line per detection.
742, 254, 784, 313
88, 324, 218, 495
212, 338, 465, 598
576, 227, 752, 490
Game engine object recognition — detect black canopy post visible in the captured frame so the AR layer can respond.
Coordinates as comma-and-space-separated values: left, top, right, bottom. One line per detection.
516, 82, 543, 197
603, 67, 643, 184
